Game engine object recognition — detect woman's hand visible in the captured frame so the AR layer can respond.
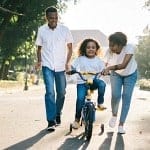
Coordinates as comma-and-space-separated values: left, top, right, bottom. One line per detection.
101, 68, 110, 75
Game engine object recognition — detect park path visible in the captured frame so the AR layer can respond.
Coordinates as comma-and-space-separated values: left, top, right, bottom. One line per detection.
0, 83, 150, 150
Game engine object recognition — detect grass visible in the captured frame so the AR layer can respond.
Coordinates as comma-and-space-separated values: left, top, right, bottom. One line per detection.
138, 79, 150, 91
0, 80, 24, 89
1, 78, 150, 91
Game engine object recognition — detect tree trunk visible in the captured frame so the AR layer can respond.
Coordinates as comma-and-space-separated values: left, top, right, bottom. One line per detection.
0, 59, 9, 80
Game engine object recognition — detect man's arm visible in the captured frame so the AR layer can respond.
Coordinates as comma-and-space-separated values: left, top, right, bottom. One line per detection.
65, 43, 73, 71
36, 46, 42, 70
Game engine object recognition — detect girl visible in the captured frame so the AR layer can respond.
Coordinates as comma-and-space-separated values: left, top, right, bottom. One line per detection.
71, 38, 106, 129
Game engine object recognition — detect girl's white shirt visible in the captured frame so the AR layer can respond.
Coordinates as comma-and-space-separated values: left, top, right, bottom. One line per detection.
104, 44, 137, 76
35, 23, 73, 71
72, 56, 105, 84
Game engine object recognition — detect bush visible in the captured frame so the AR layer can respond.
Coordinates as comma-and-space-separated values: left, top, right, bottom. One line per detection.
138, 79, 150, 91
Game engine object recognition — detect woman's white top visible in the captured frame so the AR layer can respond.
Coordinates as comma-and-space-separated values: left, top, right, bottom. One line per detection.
104, 44, 137, 76
72, 56, 105, 84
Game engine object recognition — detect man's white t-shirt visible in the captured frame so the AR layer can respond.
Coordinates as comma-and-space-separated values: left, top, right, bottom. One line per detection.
72, 56, 105, 84
104, 44, 137, 76
35, 23, 73, 72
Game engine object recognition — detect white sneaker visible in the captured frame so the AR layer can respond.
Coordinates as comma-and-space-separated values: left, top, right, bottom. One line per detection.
118, 125, 126, 134
109, 116, 117, 128
72, 121, 80, 129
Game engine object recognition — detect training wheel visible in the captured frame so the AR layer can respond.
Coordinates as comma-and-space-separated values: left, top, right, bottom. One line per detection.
70, 123, 73, 132
101, 124, 104, 133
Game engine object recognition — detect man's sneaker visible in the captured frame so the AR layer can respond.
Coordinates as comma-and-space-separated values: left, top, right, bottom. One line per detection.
56, 116, 61, 125
118, 125, 126, 134
97, 104, 107, 111
47, 121, 56, 131
72, 120, 80, 129
109, 116, 117, 128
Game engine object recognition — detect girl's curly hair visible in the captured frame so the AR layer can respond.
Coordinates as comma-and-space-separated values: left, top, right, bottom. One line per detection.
77, 38, 100, 56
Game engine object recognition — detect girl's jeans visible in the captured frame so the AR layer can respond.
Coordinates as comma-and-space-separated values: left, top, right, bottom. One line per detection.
110, 70, 137, 123
75, 79, 106, 120
42, 67, 66, 122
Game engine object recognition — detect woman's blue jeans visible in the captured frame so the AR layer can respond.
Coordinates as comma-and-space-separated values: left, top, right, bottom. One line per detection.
110, 70, 137, 123
75, 79, 106, 120
42, 67, 66, 122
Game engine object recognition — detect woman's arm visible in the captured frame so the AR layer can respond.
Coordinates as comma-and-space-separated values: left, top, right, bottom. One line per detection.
103, 54, 133, 75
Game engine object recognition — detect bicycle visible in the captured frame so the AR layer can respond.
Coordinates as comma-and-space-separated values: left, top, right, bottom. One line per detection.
67, 69, 104, 141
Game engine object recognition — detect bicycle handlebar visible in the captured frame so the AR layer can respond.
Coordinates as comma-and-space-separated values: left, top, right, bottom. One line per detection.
66, 70, 101, 82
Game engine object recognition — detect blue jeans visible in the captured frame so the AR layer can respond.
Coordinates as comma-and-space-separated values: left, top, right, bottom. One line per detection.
110, 70, 137, 123
42, 67, 66, 121
75, 79, 106, 120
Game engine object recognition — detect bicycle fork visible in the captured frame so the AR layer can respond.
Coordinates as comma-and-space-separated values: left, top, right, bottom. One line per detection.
82, 100, 96, 123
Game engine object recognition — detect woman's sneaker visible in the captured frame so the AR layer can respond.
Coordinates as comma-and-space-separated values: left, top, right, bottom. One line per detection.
109, 116, 117, 128
118, 125, 126, 134
72, 120, 80, 129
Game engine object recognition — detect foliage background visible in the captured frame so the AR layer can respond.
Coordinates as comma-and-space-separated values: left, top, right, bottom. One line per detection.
0, 0, 149, 81
0, 0, 74, 80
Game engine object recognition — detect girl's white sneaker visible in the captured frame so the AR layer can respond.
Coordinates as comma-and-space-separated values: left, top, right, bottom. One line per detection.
118, 125, 126, 134
72, 121, 80, 129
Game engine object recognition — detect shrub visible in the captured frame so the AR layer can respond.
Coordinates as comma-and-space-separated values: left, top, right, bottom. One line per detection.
138, 79, 150, 91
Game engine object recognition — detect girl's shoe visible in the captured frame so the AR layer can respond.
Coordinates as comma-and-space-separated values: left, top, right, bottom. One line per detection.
118, 125, 126, 134
72, 120, 80, 129
97, 104, 107, 111
109, 116, 117, 128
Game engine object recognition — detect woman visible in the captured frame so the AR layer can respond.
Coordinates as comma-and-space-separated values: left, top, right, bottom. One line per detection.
102, 32, 137, 134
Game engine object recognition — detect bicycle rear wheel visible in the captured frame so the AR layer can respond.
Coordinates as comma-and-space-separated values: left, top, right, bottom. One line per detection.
84, 103, 95, 141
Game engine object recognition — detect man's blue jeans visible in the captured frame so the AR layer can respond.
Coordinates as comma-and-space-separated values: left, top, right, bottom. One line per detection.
75, 79, 106, 120
42, 67, 66, 121
110, 70, 137, 123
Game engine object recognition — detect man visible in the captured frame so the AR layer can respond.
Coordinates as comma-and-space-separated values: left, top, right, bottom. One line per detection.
35, 6, 73, 131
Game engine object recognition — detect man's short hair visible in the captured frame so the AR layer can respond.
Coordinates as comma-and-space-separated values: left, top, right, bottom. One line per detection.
45, 6, 57, 16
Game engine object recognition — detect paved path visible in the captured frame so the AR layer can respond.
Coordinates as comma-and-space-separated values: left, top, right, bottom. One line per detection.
0, 84, 150, 150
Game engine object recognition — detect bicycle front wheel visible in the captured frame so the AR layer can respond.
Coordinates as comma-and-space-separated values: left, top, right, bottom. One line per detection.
84, 103, 95, 141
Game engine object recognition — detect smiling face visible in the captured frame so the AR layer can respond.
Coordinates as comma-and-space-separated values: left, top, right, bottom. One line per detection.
46, 12, 58, 29
85, 41, 97, 58
109, 41, 123, 54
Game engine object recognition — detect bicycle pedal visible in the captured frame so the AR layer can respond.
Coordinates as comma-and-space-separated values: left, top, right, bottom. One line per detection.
96, 107, 106, 111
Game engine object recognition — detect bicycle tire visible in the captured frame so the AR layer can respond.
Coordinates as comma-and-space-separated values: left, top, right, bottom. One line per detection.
84, 103, 95, 141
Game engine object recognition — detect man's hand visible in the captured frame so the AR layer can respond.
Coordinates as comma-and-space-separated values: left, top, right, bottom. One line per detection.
35, 62, 41, 71
65, 63, 71, 72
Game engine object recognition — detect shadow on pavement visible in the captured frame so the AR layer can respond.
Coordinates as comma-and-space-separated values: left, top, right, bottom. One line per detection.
99, 132, 114, 150
57, 133, 89, 150
4, 129, 49, 150
99, 132, 124, 150
114, 134, 124, 150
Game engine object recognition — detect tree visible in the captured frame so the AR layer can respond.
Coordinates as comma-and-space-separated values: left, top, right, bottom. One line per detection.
135, 0, 150, 79
0, 0, 77, 80
144, 0, 150, 10
0, 0, 58, 79
136, 28, 150, 79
